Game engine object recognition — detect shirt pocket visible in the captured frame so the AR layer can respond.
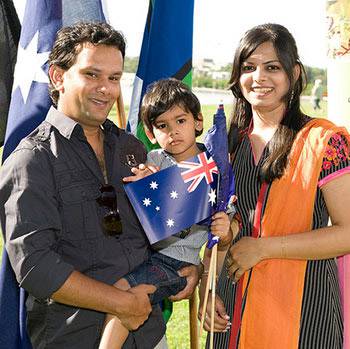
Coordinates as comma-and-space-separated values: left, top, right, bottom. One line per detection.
58, 183, 100, 241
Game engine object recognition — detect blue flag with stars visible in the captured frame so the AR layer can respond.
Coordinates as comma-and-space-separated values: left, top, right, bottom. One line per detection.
0, 1, 107, 348
2, 0, 107, 161
124, 151, 219, 244
204, 104, 236, 248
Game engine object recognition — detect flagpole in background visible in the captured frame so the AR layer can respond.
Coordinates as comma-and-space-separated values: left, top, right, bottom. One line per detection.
326, 2, 350, 348
0, 1, 108, 348
116, 92, 126, 129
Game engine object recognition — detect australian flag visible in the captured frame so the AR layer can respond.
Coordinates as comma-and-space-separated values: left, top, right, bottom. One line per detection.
0, 1, 107, 348
125, 151, 218, 244
2, 0, 107, 161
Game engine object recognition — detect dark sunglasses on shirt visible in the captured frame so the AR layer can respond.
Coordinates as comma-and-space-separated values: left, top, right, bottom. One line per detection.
96, 184, 122, 237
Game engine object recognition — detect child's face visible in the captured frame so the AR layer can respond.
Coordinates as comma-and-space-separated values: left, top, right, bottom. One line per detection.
151, 105, 203, 162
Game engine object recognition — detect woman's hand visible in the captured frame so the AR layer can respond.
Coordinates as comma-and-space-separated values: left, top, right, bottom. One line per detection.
122, 163, 159, 182
227, 237, 265, 282
198, 294, 231, 332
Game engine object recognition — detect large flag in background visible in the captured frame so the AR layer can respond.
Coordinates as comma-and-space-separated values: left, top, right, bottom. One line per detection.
2, 0, 107, 161
127, 0, 194, 150
125, 152, 219, 244
0, 0, 20, 147
0, 1, 107, 348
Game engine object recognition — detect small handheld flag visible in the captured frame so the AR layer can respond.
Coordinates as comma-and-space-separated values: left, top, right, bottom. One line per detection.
200, 105, 236, 347
124, 151, 218, 244
204, 104, 235, 248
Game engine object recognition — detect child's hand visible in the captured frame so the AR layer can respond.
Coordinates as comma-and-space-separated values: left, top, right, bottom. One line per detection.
122, 163, 159, 182
210, 212, 232, 250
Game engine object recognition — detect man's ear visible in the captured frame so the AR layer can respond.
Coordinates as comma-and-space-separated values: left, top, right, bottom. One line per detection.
195, 112, 204, 132
49, 65, 65, 92
144, 127, 157, 144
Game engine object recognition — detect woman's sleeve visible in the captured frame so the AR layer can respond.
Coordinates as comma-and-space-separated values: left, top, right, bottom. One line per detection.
318, 133, 350, 188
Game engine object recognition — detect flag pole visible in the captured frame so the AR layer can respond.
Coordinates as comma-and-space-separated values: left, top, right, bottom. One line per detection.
209, 243, 217, 349
199, 243, 217, 339
189, 292, 199, 349
115, 90, 126, 129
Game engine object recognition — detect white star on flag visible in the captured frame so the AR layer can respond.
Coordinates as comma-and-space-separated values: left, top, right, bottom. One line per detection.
166, 219, 175, 227
170, 191, 179, 199
208, 188, 216, 206
12, 31, 50, 104
155, 206, 160, 211
143, 198, 152, 207
150, 181, 158, 190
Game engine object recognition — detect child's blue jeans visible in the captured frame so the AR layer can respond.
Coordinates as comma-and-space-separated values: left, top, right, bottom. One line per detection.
124, 252, 192, 304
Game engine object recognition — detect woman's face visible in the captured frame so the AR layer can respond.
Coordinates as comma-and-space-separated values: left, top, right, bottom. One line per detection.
239, 41, 290, 114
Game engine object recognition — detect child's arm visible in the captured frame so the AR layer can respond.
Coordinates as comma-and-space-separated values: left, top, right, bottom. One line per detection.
122, 163, 159, 182
210, 212, 239, 251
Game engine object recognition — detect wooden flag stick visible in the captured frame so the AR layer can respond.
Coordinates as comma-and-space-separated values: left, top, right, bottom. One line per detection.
189, 292, 199, 349
199, 246, 215, 338
209, 243, 218, 349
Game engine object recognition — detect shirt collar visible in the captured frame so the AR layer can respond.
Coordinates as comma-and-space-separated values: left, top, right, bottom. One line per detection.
45, 106, 81, 139
45, 106, 118, 141
161, 142, 206, 163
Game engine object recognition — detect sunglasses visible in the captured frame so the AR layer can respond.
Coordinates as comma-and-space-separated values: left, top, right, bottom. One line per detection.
96, 184, 122, 237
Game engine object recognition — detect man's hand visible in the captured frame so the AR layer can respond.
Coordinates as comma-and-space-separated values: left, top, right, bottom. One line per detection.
117, 284, 156, 331
123, 163, 159, 183
169, 264, 200, 301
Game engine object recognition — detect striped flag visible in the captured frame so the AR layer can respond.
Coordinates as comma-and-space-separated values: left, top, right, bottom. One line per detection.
127, 0, 194, 150
0, 1, 107, 348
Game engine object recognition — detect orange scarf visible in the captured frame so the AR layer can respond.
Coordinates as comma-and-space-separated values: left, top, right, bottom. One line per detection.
235, 119, 349, 348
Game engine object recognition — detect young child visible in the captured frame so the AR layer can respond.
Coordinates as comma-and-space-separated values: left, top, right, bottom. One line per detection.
99, 78, 238, 349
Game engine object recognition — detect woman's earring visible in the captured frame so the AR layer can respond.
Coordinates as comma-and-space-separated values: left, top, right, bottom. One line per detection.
288, 90, 295, 109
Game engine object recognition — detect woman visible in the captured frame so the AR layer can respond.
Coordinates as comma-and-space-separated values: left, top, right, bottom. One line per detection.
199, 23, 350, 348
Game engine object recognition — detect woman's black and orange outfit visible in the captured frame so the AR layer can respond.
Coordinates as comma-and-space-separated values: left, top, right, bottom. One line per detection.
211, 118, 350, 349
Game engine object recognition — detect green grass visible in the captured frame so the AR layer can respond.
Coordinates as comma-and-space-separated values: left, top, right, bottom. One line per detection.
0, 100, 327, 348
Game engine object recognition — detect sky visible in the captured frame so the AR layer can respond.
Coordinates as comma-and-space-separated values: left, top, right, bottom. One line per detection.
105, 0, 328, 68
13, 0, 328, 68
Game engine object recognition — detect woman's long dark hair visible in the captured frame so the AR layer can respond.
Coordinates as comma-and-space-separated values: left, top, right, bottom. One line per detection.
228, 23, 308, 183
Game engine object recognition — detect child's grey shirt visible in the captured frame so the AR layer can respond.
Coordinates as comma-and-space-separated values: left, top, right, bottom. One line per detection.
147, 149, 208, 265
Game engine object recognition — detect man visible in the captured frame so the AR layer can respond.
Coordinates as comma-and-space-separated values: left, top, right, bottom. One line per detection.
0, 22, 199, 348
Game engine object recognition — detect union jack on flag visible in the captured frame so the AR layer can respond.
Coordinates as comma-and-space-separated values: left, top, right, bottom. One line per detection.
178, 152, 218, 192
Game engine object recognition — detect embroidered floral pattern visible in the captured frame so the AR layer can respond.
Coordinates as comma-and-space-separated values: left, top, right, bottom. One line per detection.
322, 134, 350, 170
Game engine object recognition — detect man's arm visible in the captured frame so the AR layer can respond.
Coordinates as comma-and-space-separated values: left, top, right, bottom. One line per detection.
52, 270, 155, 330
0, 146, 155, 330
